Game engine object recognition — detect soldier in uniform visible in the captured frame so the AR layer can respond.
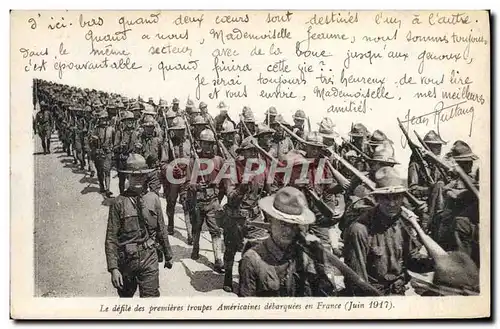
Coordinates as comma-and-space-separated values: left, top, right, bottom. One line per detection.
367, 130, 393, 157
114, 111, 139, 194
171, 98, 180, 113
434, 141, 479, 267
254, 124, 275, 153
35, 100, 54, 154
161, 117, 193, 240
219, 120, 238, 159
263, 106, 278, 126
90, 110, 115, 197
222, 136, 271, 293
269, 114, 295, 159
135, 116, 163, 195
343, 166, 433, 296
199, 101, 208, 116
291, 132, 345, 250
105, 153, 173, 298
408, 130, 447, 204
291, 110, 307, 140
238, 186, 336, 297
237, 108, 257, 139
186, 129, 226, 272
318, 117, 340, 153
191, 114, 208, 140
341, 123, 371, 177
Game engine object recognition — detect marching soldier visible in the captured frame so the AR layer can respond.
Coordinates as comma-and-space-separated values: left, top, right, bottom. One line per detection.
34, 100, 54, 154
237, 107, 257, 138
114, 111, 139, 194
291, 109, 306, 140
161, 117, 193, 240
186, 129, 226, 272
191, 114, 208, 140
269, 114, 295, 159
263, 106, 278, 126
318, 117, 340, 153
343, 166, 434, 296
238, 186, 336, 297
135, 116, 163, 195
199, 101, 208, 116
171, 98, 180, 113
254, 124, 275, 153
219, 120, 238, 158
434, 140, 479, 266
90, 110, 115, 197
105, 153, 173, 297
222, 136, 271, 292
341, 123, 371, 177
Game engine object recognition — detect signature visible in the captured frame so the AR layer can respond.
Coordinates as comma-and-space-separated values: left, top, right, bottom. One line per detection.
399, 100, 475, 147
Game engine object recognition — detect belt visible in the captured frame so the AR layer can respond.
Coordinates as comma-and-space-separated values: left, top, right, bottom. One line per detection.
226, 205, 261, 219
120, 238, 156, 250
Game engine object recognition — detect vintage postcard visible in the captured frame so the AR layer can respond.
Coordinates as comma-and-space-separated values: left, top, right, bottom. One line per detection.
10, 10, 490, 319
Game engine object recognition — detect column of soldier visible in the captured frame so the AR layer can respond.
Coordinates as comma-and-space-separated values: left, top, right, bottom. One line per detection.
33, 79, 480, 298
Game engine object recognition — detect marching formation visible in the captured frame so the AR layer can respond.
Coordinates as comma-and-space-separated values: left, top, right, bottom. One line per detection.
33, 79, 480, 298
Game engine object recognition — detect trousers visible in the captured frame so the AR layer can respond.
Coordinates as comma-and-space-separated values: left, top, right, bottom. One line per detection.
117, 245, 160, 297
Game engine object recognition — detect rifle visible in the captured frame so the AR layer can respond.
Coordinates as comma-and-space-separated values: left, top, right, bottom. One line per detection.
340, 137, 372, 161
307, 116, 312, 133
162, 109, 175, 162
419, 147, 480, 200
239, 114, 252, 137
397, 118, 434, 185
183, 113, 206, 185
204, 112, 232, 160
414, 131, 449, 184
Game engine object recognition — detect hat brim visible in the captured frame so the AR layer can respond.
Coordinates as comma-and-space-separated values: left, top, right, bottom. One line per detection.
369, 185, 407, 195
453, 153, 479, 161
118, 167, 155, 174
168, 126, 186, 130
370, 159, 400, 165
302, 140, 325, 148
258, 195, 315, 225
368, 139, 394, 146
348, 132, 365, 137
407, 270, 479, 296
320, 132, 340, 139
425, 140, 447, 145
141, 110, 157, 115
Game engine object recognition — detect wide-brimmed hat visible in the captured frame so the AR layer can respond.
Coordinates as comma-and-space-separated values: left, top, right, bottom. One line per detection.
217, 101, 229, 114
368, 130, 393, 145
279, 149, 311, 167
408, 251, 479, 296
302, 131, 325, 148
293, 110, 306, 121
199, 129, 216, 142
220, 120, 236, 134
242, 111, 256, 123
259, 187, 315, 225
129, 103, 142, 112
172, 98, 180, 105
185, 99, 195, 110
318, 117, 339, 139
199, 101, 208, 110
192, 114, 207, 125
369, 166, 407, 195
120, 111, 135, 121
254, 124, 275, 137
168, 117, 186, 130
97, 110, 109, 119
370, 141, 399, 165
158, 99, 169, 109
165, 109, 177, 119
142, 116, 156, 127
236, 136, 258, 153
266, 106, 278, 116
447, 140, 478, 161
423, 130, 447, 145
118, 153, 155, 174
349, 123, 369, 137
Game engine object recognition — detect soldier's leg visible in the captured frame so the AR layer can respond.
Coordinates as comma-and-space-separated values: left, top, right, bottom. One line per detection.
95, 159, 105, 192
117, 264, 138, 298
118, 172, 127, 194
223, 216, 244, 292
205, 202, 224, 273
137, 248, 160, 298
165, 182, 179, 234
190, 205, 202, 260
46, 134, 51, 153
180, 191, 193, 244
103, 155, 113, 196
88, 155, 96, 177
40, 134, 47, 153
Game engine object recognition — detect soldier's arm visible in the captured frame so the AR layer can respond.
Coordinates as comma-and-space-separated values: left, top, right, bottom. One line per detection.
105, 202, 121, 272
154, 196, 173, 261
408, 161, 429, 197
343, 222, 370, 289
237, 251, 258, 297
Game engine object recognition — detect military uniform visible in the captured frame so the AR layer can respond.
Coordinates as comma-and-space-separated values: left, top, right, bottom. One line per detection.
35, 104, 53, 154
343, 167, 433, 296
222, 137, 271, 292
90, 111, 115, 195
105, 154, 173, 297
238, 187, 335, 297
114, 111, 139, 194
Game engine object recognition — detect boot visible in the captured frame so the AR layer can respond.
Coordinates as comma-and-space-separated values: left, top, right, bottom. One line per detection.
105, 175, 113, 197
212, 236, 225, 274
223, 261, 234, 292
184, 211, 193, 245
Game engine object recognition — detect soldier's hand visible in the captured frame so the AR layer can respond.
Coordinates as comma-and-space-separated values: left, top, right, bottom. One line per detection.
164, 259, 173, 269
110, 269, 123, 289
